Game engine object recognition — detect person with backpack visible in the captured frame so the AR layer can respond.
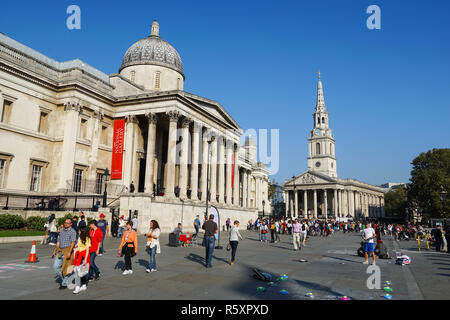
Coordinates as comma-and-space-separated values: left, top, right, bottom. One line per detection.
117, 221, 138, 275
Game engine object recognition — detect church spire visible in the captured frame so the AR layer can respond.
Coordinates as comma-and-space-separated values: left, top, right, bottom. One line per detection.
316, 70, 326, 111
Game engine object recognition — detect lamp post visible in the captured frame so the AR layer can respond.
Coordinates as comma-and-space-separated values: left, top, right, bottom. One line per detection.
440, 185, 447, 216
102, 168, 110, 208
205, 136, 215, 218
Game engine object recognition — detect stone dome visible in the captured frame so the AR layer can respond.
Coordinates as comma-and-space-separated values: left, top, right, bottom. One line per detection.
119, 21, 184, 78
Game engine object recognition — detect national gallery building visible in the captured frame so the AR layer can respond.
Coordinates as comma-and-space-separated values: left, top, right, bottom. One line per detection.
0, 21, 270, 232
283, 74, 385, 221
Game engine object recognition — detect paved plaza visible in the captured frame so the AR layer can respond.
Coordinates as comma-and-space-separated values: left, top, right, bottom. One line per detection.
0, 230, 449, 300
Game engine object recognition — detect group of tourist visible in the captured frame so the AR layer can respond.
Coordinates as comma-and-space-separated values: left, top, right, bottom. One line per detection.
50, 211, 161, 294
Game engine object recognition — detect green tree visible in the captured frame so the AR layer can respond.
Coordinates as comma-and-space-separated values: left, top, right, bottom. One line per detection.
268, 181, 276, 201
384, 186, 408, 218
408, 148, 450, 219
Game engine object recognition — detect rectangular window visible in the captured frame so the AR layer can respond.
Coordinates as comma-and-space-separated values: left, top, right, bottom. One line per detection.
101, 125, 108, 145
79, 118, 88, 139
0, 159, 5, 188
29, 165, 42, 192
73, 169, 83, 192
1, 100, 13, 123
38, 112, 48, 134
95, 172, 103, 194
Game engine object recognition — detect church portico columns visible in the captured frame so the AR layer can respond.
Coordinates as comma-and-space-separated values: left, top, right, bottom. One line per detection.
294, 188, 298, 218
313, 189, 317, 218
144, 112, 157, 195
303, 190, 308, 219
333, 189, 338, 218
323, 189, 328, 220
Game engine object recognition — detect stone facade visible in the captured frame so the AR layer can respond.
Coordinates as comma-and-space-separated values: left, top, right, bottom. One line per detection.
283, 74, 384, 220
0, 21, 269, 232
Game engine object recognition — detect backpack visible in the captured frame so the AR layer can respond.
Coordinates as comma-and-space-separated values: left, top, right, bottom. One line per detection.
302, 224, 306, 231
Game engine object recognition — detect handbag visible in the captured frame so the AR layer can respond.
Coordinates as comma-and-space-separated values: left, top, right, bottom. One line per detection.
226, 242, 231, 251
77, 263, 90, 278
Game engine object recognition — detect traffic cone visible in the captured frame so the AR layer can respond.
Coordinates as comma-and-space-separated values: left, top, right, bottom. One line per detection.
25, 240, 39, 263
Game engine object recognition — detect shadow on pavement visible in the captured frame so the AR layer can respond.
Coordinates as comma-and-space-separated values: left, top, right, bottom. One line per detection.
114, 261, 125, 271
138, 259, 149, 269
185, 253, 205, 266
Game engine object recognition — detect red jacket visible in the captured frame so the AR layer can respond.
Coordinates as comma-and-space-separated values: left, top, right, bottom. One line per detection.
89, 228, 104, 253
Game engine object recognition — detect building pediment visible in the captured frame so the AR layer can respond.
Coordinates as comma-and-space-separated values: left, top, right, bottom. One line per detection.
284, 170, 336, 187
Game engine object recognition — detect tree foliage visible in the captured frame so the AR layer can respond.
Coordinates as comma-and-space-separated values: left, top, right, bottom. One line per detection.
384, 186, 407, 218
408, 148, 450, 219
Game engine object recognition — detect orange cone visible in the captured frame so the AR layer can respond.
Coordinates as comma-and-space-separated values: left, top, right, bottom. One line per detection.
25, 240, 39, 263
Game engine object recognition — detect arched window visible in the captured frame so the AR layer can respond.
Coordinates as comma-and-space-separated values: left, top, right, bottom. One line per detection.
317, 117, 320, 125
316, 143, 321, 155
322, 117, 325, 124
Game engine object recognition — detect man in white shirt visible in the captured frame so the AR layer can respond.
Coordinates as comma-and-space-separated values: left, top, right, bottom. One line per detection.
362, 223, 376, 265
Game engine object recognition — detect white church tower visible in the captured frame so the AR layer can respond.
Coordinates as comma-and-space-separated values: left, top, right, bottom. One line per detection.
307, 72, 337, 178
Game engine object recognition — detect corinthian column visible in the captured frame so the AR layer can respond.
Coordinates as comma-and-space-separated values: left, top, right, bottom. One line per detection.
165, 110, 180, 198
145, 112, 157, 195
233, 143, 239, 205
217, 136, 225, 204
123, 114, 138, 190
209, 132, 217, 203
58, 101, 82, 191
190, 121, 201, 200
179, 117, 191, 199
225, 139, 233, 206
200, 127, 209, 201
243, 170, 248, 207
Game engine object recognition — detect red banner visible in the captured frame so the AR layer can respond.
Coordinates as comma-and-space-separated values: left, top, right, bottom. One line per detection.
111, 119, 125, 180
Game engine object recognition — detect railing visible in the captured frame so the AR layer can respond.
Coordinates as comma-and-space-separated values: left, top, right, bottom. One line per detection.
0, 193, 104, 211
65, 179, 125, 196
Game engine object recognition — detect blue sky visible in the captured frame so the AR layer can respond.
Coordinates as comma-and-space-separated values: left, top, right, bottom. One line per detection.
1, 0, 449, 186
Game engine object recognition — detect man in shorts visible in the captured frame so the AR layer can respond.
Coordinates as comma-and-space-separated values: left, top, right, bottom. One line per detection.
362, 223, 376, 265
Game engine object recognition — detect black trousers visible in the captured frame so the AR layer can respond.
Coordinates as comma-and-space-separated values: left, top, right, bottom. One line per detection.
124, 246, 134, 270
435, 240, 442, 252
230, 241, 239, 262
270, 229, 274, 242
446, 236, 450, 253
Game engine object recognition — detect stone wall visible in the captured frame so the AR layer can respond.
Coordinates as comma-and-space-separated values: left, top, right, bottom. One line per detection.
119, 195, 258, 234
0, 207, 111, 222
